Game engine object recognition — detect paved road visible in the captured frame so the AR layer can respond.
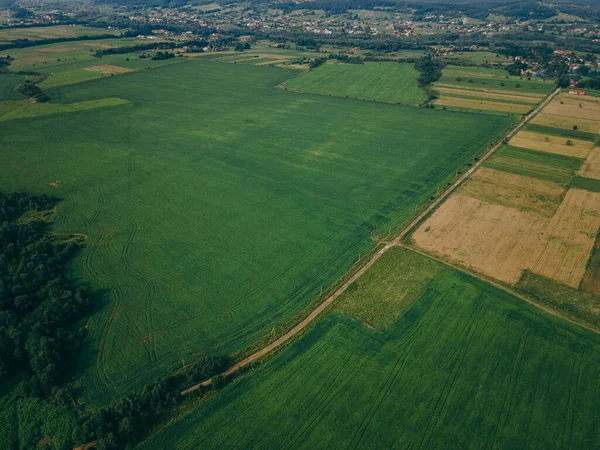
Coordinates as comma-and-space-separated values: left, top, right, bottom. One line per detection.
182, 87, 562, 395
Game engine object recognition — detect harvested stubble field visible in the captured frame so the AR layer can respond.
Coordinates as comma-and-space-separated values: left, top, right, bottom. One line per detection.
0, 60, 512, 404
137, 248, 600, 450
579, 148, 600, 180
436, 86, 541, 104
541, 94, 600, 122
509, 130, 594, 159
531, 112, 600, 133
282, 62, 426, 105
434, 95, 532, 113
414, 149, 600, 289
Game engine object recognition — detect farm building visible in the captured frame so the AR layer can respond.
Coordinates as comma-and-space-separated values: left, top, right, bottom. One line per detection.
569, 89, 586, 95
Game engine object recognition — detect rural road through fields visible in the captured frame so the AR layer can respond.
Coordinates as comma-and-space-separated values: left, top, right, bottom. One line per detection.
181, 88, 562, 395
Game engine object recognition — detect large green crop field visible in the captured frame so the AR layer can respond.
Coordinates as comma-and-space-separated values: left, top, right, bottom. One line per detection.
138, 247, 600, 450
0, 60, 511, 405
283, 62, 426, 104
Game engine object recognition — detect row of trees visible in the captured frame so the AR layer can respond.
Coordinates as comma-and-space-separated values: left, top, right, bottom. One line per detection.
0, 193, 90, 394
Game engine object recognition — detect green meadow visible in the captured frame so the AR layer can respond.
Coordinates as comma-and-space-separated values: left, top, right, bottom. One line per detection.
485, 144, 583, 185
138, 247, 600, 450
0, 60, 511, 405
283, 62, 426, 104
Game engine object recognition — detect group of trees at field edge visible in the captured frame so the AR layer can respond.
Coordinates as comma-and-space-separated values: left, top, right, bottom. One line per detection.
73, 356, 228, 450
414, 55, 442, 105
0, 193, 90, 394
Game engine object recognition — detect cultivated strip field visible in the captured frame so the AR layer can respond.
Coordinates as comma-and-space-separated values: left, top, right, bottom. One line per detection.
580, 148, 600, 179
138, 248, 600, 450
413, 85, 600, 329
0, 60, 512, 403
433, 66, 554, 113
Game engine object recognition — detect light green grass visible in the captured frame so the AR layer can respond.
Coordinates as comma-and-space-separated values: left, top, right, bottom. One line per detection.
283, 62, 426, 105
0, 60, 511, 405
137, 247, 600, 449
485, 144, 582, 185
0, 97, 130, 121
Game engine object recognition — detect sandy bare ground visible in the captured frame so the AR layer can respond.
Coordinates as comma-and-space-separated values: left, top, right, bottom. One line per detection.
85, 64, 134, 74
509, 130, 594, 159
579, 147, 600, 180
180, 88, 561, 395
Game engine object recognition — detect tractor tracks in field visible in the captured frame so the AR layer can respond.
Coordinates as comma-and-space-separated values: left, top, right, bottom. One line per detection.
182, 88, 564, 395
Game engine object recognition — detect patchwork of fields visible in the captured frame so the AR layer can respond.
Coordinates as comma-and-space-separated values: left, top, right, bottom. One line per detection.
137, 248, 600, 449
0, 60, 512, 403
413, 89, 600, 329
434, 65, 553, 114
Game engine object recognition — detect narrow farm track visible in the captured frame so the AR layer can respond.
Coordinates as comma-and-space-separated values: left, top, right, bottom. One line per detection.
181, 88, 562, 395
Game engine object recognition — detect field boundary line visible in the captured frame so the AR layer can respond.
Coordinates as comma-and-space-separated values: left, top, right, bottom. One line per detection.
180, 87, 561, 395
401, 244, 600, 337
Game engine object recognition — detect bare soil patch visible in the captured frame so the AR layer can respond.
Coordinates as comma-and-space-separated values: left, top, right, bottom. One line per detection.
459, 167, 565, 216
85, 65, 134, 74
579, 147, 600, 180
510, 130, 594, 158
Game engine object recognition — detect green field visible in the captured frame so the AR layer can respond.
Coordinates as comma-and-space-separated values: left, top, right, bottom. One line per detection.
0, 60, 511, 405
0, 25, 119, 42
137, 247, 600, 449
485, 144, 583, 185
283, 62, 426, 105
0, 38, 179, 88
439, 65, 555, 95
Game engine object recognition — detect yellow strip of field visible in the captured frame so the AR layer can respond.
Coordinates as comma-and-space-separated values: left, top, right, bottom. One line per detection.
256, 59, 289, 66
435, 83, 545, 98
436, 87, 540, 104
531, 112, 600, 133
85, 65, 134, 74
531, 188, 600, 288
509, 130, 594, 159
542, 95, 600, 121
435, 96, 531, 113
579, 148, 600, 180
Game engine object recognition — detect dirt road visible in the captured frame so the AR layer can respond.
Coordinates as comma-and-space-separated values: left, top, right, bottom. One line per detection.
181, 88, 561, 395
